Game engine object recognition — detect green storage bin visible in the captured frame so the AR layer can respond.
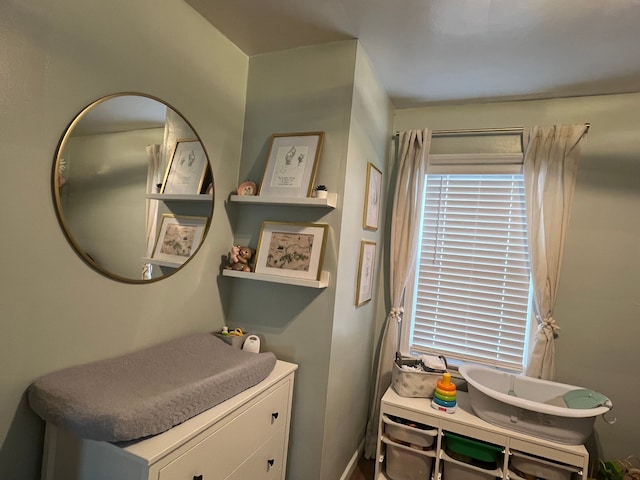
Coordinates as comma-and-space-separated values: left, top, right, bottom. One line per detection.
444, 432, 502, 467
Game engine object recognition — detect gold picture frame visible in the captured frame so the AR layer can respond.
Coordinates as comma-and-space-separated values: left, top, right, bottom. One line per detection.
152, 214, 207, 264
161, 138, 209, 194
258, 132, 324, 198
363, 162, 382, 230
356, 241, 376, 306
254, 221, 328, 280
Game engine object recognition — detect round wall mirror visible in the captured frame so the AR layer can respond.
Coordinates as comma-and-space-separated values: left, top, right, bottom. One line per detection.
53, 93, 214, 283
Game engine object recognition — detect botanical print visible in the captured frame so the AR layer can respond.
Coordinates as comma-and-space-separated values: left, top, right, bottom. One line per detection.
160, 224, 196, 257
266, 232, 313, 271
365, 164, 381, 229
270, 144, 309, 188
358, 243, 375, 303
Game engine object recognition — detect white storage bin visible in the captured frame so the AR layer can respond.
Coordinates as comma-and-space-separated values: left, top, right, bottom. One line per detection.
383, 438, 434, 480
510, 452, 574, 480
442, 461, 499, 480
391, 357, 443, 398
383, 415, 436, 450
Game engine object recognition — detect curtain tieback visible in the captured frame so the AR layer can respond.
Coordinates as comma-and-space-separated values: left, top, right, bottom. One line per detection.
541, 316, 560, 332
389, 307, 404, 323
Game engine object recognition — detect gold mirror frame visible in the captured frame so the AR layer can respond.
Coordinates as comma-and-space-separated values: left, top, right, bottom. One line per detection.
52, 93, 214, 283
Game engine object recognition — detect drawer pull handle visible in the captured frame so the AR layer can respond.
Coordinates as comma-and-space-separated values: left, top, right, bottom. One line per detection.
193, 475, 203, 480
271, 412, 279, 420
267, 458, 275, 468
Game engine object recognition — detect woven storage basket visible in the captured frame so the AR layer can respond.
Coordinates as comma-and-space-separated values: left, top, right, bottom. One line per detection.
391, 357, 445, 398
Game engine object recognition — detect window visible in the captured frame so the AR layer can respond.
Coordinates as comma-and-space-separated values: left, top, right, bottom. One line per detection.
404, 156, 533, 372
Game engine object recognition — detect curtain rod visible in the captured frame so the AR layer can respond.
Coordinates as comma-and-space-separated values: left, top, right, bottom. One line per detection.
394, 124, 590, 138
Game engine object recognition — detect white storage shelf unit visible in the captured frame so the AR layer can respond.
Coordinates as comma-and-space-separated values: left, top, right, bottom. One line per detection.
376, 387, 589, 480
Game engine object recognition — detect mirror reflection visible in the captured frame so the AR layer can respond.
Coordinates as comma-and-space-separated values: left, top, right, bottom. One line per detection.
53, 93, 214, 283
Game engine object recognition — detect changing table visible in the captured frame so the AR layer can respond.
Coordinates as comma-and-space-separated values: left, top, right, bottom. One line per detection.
41, 360, 297, 480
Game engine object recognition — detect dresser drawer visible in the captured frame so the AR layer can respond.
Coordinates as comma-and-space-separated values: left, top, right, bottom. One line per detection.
225, 428, 286, 480
158, 382, 290, 480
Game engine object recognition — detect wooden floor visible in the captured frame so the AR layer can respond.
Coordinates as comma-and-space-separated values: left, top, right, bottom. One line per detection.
348, 455, 376, 480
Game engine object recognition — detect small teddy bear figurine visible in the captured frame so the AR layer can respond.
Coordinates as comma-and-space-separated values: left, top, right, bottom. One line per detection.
225, 245, 254, 272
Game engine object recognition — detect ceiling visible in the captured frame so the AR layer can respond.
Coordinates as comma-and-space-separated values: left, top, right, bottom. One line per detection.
186, 0, 640, 109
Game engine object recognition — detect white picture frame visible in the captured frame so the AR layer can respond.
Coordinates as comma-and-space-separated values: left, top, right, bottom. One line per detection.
363, 162, 382, 230
356, 241, 376, 306
258, 132, 324, 198
254, 221, 328, 280
151, 214, 207, 264
161, 139, 208, 194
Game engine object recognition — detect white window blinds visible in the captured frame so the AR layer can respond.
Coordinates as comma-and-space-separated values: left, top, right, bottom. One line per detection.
410, 173, 531, 371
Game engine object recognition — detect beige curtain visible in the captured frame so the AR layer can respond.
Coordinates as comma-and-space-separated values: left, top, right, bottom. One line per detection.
364, 129, 431, 459
142, 144, 162, 280
523, 125, 588, 380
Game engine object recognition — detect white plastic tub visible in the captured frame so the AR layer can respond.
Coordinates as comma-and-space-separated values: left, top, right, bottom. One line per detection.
442, 461, 499, 480
459, 364, 613, 444
383, 415, 437, 450
510, 452, 574, 480
383, 437, 434, 480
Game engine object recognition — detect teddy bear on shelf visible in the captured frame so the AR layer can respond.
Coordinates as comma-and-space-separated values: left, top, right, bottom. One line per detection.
225, 245, 254, 272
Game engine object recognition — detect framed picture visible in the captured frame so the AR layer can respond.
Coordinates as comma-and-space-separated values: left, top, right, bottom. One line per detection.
152, 214, 207, 264
363, 162, 382, 230
258, 132, 324, 198
356, 241, 377, 306
254, 221, 328, 280
161, 139, 209, 194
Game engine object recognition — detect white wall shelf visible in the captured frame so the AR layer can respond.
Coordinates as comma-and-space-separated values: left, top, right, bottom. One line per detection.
146, 193, 213, 202
141, 256, 183, 269
229, 193, 337, 208
222, 269, 330, 288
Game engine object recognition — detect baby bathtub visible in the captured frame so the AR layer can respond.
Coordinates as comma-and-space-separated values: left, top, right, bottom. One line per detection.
458, 364, 613, 444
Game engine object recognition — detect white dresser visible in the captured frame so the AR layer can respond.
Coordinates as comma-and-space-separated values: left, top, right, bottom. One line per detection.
41, 360, 297, 480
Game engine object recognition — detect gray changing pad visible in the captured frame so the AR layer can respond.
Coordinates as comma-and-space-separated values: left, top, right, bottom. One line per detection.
28, 332, 276, 442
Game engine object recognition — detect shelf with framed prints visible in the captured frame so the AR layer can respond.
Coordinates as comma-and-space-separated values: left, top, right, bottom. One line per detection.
225, 131, 333, 288
225, 192, 334, 289
222, 221, 330, 289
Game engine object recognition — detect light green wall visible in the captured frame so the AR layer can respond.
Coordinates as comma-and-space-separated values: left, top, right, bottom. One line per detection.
6, 1, 630, 477
228, 41, 392, 479
394, 93, 640, 461
229, 40, 357, 479
322, 43, 393, 480
0, 0, 247, 478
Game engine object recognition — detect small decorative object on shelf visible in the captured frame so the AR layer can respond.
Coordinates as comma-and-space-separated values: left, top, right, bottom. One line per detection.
314, 185, 328, 199
224, 245, 254, 272
237, 181, 257, 196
